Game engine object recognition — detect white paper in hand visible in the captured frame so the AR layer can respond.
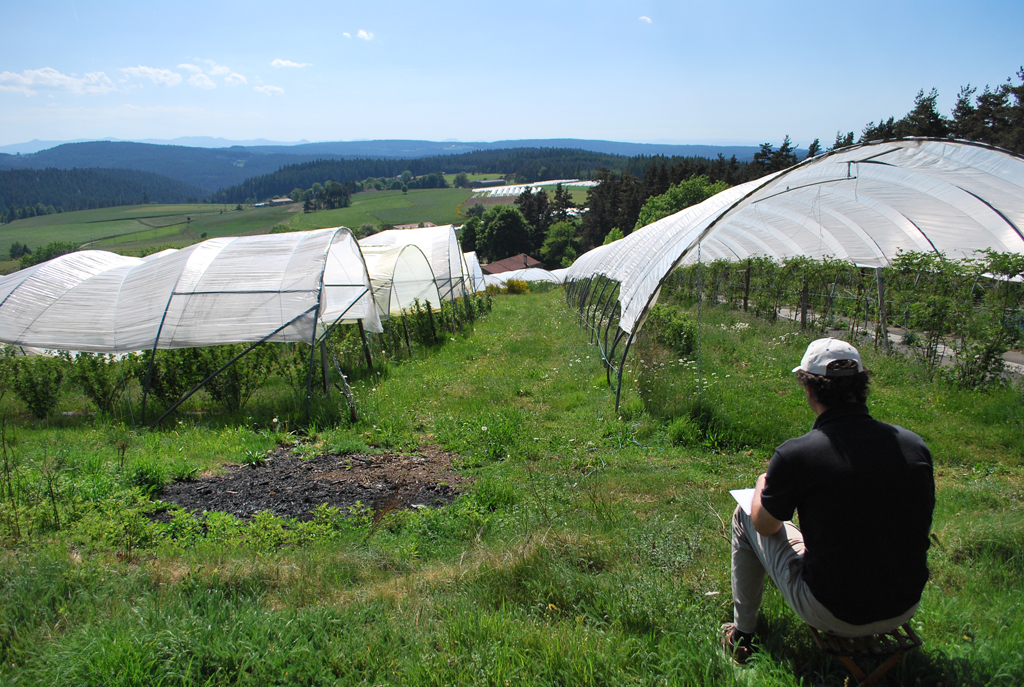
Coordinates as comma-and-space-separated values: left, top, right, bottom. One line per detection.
730, 488, 755, 516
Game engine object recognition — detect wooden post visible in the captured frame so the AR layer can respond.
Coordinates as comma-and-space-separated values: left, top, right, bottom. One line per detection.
357, 319, 374, 373
320, 341, 330, 394
851, 275, 863, 338
876, 266, 891, 352
400, 313, 412, 355
800, 281, 809, 330
743, 259, 751, 312
426, 304, 437, 344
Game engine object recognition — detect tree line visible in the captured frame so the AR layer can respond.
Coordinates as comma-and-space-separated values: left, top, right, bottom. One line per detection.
208, 148, 743, 204
576, 68, 1024, 253
463, 175, 731, 268
0, 168, 207, 224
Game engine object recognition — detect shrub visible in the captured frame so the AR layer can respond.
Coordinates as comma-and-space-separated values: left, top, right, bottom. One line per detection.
407, 299, 438, 347
71, 352, 124, 415
644, 305, 696, 356
504, 279, 530, 295
13, 355, 64, 419
131, 348, 206, 407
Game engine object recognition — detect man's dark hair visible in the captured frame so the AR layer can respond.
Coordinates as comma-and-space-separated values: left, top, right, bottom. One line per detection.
796, 359, 871, 407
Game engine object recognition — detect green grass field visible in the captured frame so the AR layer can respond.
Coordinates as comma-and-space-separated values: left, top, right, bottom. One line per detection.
0, 290, 1021, 685
0, 204, 298, 256
288, 188, 475, 232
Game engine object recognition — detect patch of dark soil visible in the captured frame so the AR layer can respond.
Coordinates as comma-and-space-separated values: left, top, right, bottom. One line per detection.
156, 446, 465, 521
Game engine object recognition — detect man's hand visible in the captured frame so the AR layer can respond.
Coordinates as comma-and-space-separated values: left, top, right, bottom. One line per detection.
751, 472, 783, 536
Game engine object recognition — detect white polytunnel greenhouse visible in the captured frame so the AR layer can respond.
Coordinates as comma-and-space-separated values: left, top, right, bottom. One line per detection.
463, 251, 486, 293
0, 227, 381, 353
564, 138, 1024, 404
359, 225, 468, 302
483, 268, 564, 288
360, 244, 442, 318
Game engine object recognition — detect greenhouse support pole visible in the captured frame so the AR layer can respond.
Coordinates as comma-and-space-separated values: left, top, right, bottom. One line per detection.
320, 341, 331, 394
800, 281, 809, 330
876, 267, 891, 353
141, 289, 180, 424
357, 319, 374, 373
305, 320, 319, 418
743, 259, 751, 312
697, 243, 703, 405
328, 348, 358, 424
614, 331, 636, 413
426, 304, 437, 345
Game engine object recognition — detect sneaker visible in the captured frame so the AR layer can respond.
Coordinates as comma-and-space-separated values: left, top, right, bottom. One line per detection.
721, 623, 756, 664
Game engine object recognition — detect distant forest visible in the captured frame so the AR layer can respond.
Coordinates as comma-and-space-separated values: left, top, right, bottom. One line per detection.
209, 148, 642, 204
0, 168, 208, 223
0, 141, 333, 191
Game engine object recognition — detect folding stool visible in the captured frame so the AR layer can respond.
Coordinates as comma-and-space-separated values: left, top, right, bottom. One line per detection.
808, 622, 923, 687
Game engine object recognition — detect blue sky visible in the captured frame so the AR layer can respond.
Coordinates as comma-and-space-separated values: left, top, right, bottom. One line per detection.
1, 0, 1021, 147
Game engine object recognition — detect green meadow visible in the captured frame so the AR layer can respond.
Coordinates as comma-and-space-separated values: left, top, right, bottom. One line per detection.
0, 289, 1020, 685
287, 188, 475, 232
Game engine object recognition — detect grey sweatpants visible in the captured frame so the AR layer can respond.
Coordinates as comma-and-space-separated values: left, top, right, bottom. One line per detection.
731, 505, 917, 638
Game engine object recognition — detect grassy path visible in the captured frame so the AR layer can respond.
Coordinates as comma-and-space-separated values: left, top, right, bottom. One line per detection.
0, 291, 1021, 685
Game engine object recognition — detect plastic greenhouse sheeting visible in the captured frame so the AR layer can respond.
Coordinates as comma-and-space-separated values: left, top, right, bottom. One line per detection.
483, 268, 564, 287
567, 139, 1024, 336
359, 225, 467, 301
0, 228, 382, 353
464, 251, 486, 293
360, 244, 442, 317
549, 267, 569, 283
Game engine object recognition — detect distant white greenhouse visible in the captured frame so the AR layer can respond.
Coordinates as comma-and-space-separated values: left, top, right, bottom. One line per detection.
360, 225, 469, 302
472, 179, 598, 198
483, 268, 563, 288
360, 244, 442, 318
463, 251, 487, 293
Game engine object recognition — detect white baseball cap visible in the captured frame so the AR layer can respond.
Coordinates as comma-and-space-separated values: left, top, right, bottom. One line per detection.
793, 338, 863, 376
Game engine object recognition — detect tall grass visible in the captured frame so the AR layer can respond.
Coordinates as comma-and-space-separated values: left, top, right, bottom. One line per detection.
0, 290, 1020, 685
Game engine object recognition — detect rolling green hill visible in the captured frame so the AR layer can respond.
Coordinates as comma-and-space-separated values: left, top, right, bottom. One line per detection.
0, 167, 208, 215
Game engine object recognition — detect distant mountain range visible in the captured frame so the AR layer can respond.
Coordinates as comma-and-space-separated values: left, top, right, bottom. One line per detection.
0, 137, 777, 158
0, 137, 310, 155
0, 139, 799, 193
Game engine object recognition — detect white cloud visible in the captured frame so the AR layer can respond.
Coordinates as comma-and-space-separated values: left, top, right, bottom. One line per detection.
203, 60, 230, 75
224, 72, 247, 86
255, 85, 284, 96
120, 66, 182, 87
342, 32, 351, 38
639, 15, 652, 23
0, 67, 116, 96
188, 73, 216, 89
178, 63, 202, 73
271, 58, 310, 68
357, 29, 374, 40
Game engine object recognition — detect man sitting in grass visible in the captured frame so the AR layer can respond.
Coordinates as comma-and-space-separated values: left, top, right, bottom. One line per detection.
723, 338, 935, 663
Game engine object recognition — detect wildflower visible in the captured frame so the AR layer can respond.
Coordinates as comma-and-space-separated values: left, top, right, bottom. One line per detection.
481, 426, 488, 431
